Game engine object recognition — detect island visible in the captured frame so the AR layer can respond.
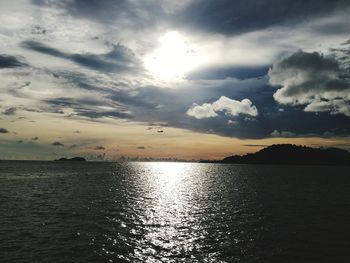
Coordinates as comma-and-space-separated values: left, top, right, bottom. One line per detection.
201, 144, 350, 166
55, 157, 87, 162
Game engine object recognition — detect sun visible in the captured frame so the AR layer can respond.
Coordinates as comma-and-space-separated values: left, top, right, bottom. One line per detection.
144, 31, 198, 80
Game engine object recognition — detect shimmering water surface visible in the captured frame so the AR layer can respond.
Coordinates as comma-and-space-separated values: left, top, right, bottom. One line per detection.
0, 161, 350, 262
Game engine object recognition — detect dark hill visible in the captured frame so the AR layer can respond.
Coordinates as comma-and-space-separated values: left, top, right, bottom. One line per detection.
221, 144, 350, 166
55, 157, 86, 162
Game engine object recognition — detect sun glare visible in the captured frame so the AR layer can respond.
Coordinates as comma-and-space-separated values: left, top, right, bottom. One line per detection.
144, 31, 198, 80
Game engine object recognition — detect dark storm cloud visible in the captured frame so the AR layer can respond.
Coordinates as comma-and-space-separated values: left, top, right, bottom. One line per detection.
27, 60, 349, 139
2, 68, 343, 140
46, 97, 133, 120
269, 50, 350, 116
109, 91, 158, 109
0, 55, 27, 68
124, 76, 350, 139
341, 39, 350, 45
272, 50, 340, 72
38, 68, 161, 121
3, 107, 17, 116
0, 128, 9, 133
177, 0, 350, 35
78, 111, 133, 119
58, 72, 157, 109
22, 41, 141, 73
19, 1, 350, 141
52, 141, 64, 146
32, 0, 164, 27
121, 81, 272, 139
32, 0, 350, 35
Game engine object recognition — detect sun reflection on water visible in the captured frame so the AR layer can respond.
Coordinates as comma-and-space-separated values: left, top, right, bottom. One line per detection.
129, 162, 206, 261
148, 162, 190, 198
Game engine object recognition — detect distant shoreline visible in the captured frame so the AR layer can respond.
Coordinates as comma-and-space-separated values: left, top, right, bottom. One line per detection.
1, 144, 350, 166
54, 157, 87, 162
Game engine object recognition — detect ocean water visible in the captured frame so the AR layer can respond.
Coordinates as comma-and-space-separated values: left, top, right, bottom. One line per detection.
0, 161, 350, 263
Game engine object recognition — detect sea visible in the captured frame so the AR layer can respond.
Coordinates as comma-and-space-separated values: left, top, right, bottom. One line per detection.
0, 161, 349, 262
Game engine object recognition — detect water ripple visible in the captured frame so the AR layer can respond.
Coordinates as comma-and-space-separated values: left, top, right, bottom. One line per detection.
1, 161, 350, 262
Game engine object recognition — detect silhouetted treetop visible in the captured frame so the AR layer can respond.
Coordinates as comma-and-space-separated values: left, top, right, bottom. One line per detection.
221, 144, 350, 166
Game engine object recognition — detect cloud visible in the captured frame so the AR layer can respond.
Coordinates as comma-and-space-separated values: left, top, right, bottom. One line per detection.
78, 111, 133, 119
22, 41, 141, 73
177, 0, 350, 35
341, 39, 350, 45
32, 0, 165, 27
3, 107, 17, 116
186, 103, 218, 119
188, 65, 270, 80
187, 96, 258, 119
0, 55, 26, 68
213, 96, 258, 117
0, 128, 9, 133
269, 50, 350, 117
0, 0, 349, 143
34, 0, 350, 37
46, 97, 134, 120
228, 120, 238, 125
52, 141, 64, 146
270, 130, 297, 137
93, 146, 105, 150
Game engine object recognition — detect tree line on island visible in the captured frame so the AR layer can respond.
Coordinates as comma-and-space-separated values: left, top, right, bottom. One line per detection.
201, 144, 350, 166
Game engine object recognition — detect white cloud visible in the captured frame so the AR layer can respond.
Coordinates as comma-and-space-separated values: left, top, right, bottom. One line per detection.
212, 96, 258, 117
186, 103, 217, 119
186, 96, 258, 119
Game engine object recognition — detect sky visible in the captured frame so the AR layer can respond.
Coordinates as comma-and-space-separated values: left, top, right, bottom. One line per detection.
0, 0, 350, 160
